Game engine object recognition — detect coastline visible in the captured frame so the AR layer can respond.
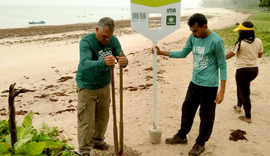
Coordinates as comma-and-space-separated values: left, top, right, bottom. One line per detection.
0, 7, 237, 45
0, 16, 189, 40
1, 7, 270, 156
0, 5, 198, 30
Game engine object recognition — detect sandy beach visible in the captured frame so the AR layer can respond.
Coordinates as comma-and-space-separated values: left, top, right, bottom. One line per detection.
1, 7, 270, 156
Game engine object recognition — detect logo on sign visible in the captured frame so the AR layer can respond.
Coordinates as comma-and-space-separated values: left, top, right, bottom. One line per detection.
167, 8, 176, 14
166, 15, 176, 26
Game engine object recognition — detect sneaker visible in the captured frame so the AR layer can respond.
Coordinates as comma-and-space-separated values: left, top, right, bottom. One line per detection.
165, 134, 188, 144
188, 143, 205, 156
93, 142, 109, 150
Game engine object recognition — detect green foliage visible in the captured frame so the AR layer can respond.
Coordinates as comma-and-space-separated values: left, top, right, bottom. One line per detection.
27, 142, 46, 155
249, 10, 270, 56
17, 111, 34, 142
5, 134, 11, 145
259, 0, 270, 8
14, 133, 34, 154
215, 26, 238, 51
200, 0, 261, 9
0, 142, 13, 156
0, 119, 10, 142
214, 9, 270, 56
0, 111, 77, 156
40, 123, 59, 140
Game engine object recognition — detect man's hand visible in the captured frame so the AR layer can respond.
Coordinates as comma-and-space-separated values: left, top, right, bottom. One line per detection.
105, 55, 115, 66
215, 91, 224, 104
151, 46, 169, 56
151, 46, 161, 55
116, 55, 127, 67
215, 80, 226, 104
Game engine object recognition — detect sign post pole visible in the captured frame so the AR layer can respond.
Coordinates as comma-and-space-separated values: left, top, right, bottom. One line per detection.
153, 41, 158, 129
130, 0, 181, 144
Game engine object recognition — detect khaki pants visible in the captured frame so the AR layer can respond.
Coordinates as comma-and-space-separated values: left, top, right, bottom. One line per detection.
77, 84, 110, 154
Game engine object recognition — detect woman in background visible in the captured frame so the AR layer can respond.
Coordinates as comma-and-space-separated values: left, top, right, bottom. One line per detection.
226, 21, 263, 123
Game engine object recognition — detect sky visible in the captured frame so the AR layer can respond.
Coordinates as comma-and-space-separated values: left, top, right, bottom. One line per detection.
0, 0, 202, 8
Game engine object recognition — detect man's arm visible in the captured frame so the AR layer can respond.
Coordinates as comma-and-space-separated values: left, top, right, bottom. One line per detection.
114, 36, 129, 67
152, 46, 169, 56
152, 46, 191, 58
159, 50, 169, 56
215, 80, 226, 104
152, 35, 193, 58
215, 40, 227, 104
79, 39, 108, 71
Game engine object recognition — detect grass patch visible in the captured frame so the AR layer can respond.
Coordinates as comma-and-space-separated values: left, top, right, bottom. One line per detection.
214, 9, 270, 57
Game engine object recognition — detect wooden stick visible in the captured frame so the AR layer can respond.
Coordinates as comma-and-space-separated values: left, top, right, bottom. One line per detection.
110, 65, 119, 156
119, 52, 124, 156
8, 83, 22, 147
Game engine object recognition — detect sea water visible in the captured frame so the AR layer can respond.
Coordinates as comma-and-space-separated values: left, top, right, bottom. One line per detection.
0, 5, 195, 29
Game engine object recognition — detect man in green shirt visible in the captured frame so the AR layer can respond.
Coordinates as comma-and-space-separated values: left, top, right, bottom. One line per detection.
76, 17, 128, 156
152, 13, 227, 156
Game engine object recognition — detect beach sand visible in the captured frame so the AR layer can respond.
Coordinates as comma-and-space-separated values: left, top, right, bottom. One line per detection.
1, 7, 270, 156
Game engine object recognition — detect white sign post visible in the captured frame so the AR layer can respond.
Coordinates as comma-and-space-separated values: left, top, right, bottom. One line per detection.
131, 0, 181, 143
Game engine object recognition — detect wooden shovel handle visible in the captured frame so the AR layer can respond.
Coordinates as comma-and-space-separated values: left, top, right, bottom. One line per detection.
111, 65, 119, 156
119, 52, 124, 155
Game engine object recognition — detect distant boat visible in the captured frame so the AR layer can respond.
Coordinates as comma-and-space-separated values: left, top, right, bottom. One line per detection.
28, 20, 46, 24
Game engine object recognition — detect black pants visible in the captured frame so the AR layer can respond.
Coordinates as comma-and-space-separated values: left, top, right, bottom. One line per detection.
236, 67, 258, 118
177, 82, 218, 146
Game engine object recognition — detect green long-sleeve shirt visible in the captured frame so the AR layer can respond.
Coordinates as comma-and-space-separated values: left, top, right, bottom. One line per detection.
169, 30, 227, 87
76, 32, 128, 90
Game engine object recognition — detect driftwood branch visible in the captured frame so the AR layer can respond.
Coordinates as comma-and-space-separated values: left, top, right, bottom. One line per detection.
8, 83, 22, 147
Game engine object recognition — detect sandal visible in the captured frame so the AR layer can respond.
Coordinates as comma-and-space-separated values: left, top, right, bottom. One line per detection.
233, 105, 241, 112
239, 116, 252, 123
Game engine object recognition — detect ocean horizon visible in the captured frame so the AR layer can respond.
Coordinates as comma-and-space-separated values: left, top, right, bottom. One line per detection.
0, 4, 197, 29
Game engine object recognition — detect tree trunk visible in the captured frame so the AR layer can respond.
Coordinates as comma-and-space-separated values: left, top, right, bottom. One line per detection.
8, 83, 22, 147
